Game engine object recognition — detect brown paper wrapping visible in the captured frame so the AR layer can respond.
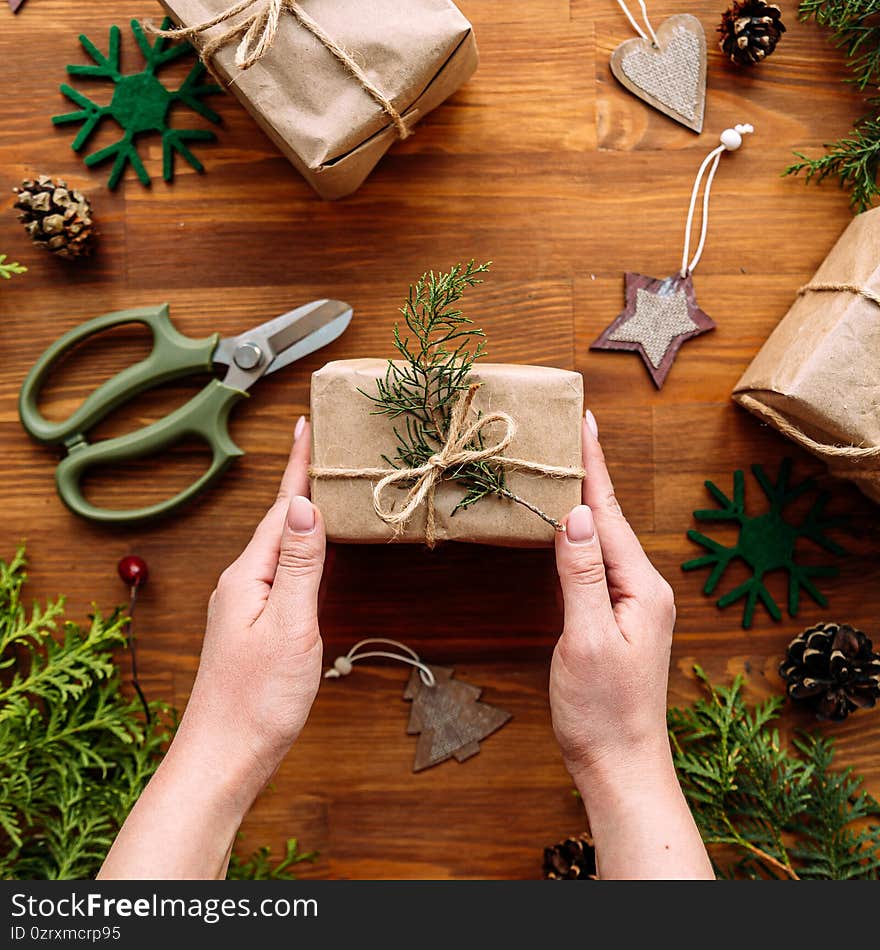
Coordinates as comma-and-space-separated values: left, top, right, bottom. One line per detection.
310, 360, 585, 546
733, 206, 880, 503
159, 0, 478, 198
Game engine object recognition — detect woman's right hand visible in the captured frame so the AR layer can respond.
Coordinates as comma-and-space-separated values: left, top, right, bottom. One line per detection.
550, 410, 713, 880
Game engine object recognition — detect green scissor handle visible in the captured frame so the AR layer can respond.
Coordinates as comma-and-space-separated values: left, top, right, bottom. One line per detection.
19, 304, 219, 445
19, 304, 247, 524
54, 379, 247, 524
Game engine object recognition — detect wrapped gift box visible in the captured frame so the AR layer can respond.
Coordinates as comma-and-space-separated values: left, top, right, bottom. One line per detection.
734, 207, 880, 503
310, 359, 585, 546
159, 0, 478, 198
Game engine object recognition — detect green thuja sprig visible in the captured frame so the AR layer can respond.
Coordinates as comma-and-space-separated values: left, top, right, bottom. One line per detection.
786, 0, 880, 211
669, 666, 880, 879
226, 838, 317, 880
0, 255, 26, 280
364, 261, 561, 528
797, 0, 880, 90
0, 547, 171, 879
0, 547, 313, 880
786, 116, 880, 213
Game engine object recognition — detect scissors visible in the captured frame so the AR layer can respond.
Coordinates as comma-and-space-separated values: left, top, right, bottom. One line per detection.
19, 299, 353, 524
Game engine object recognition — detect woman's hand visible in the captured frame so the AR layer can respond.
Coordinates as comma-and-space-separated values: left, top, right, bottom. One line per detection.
100, 416, 325, 879
179, 414, 325, 791
551, 411, 675, 787
551, 411, 713, 880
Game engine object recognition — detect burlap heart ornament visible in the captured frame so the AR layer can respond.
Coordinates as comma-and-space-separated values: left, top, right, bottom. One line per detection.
610, 13, 707, 133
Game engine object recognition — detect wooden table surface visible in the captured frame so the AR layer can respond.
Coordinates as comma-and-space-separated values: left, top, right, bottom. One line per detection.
2, 0, 879, 880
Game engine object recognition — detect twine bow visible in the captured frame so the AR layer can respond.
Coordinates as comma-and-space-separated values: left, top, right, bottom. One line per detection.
309, 384, 585, 548
153, 0, 410, 138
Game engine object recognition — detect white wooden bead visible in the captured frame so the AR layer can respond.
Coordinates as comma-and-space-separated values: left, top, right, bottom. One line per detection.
720, 128, 743, 151
333, 656, 353, 675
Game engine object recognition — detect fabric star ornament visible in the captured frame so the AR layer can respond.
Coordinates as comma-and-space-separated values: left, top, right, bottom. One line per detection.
591, 124, 755, 388
8, 0, 27, 12
592, 272, 715, 387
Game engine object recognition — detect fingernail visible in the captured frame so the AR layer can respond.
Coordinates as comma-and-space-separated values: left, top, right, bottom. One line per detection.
585, 409, 599, 440
294, 415, 306, 441
289, 495, 315, 534
566, 505, 595, 544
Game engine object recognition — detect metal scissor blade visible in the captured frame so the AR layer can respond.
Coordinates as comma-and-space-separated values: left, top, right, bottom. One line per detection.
263, 309, 353, 376
215, 299, 352, 391
265, 299, 352, 362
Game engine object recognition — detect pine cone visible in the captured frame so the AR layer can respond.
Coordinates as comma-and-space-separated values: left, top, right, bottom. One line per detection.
718, 0, 786, 66
13, 176, 96, 260
542, 833, 597, 880
780, 622, 880, 722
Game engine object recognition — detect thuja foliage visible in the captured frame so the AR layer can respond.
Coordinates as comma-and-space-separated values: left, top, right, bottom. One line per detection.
0, 548, 311, 880
787, 0, 880, 211
669, 666, 880, 879
0, 255, 26, 280
365, 261, 561, 528
227, 838, 317, 880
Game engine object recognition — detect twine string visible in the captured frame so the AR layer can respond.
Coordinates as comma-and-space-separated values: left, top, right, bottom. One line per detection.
151, 0, 410, 138
309, 383, 585, 547
324, 637, 436, 687
736, 394, 880, 466
616, 0, 659, 46
797, 281, 880, 308
680, 124, 754, 278
680, 145, 723, 277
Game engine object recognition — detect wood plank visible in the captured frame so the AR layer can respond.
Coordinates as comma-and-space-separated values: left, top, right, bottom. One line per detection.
1, 0, 878, 879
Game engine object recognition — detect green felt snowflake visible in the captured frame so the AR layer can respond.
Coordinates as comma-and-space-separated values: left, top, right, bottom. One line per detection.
52, 19, 222, 189
682, 459, 847, 629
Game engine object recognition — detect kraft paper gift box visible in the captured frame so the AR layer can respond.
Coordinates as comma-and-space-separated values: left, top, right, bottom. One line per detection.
159, 0, 479, 198
310, 360, 585, 546
734, 206, 880, 503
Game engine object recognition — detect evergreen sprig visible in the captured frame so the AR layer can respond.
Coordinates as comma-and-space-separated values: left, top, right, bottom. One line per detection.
0, 548, 312, 880
669, 666, 880, 879
0, 548, 170, 879
0, 255, 26, 280
226, 838, 317, 880
786, 0, 880, 210
365, 262, 561, 527
797, 0, 880, 89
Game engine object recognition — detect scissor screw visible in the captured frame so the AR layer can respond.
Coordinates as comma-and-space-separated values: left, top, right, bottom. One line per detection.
233, 342, 263, 371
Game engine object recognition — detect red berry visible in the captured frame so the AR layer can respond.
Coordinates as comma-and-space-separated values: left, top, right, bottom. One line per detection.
118, 555, 149, 587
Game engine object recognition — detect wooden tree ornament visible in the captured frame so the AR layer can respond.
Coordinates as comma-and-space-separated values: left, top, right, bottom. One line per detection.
404, 666, 511, 772
325, 639, 512, 773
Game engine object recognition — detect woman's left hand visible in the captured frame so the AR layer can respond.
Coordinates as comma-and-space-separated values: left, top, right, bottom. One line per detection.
177, 415, 325, 792
99, 416, 325, 879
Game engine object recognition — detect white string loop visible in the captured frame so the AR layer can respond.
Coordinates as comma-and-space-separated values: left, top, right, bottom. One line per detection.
680, 124, 754, 278
616, 0, 659, 46
324, 637, 435, 687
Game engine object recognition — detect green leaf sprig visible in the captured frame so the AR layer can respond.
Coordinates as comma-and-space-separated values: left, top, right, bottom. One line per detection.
669, 666, 880, 879
364, 261, 561, 528
0, 255, 26, 280
0, 547, 313, 880
786, 0, 880, 211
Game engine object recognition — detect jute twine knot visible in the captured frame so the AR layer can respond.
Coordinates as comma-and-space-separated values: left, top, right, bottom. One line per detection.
738, 280, 880, 491
151, 0, 410, 138
309, 384, 585, 548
